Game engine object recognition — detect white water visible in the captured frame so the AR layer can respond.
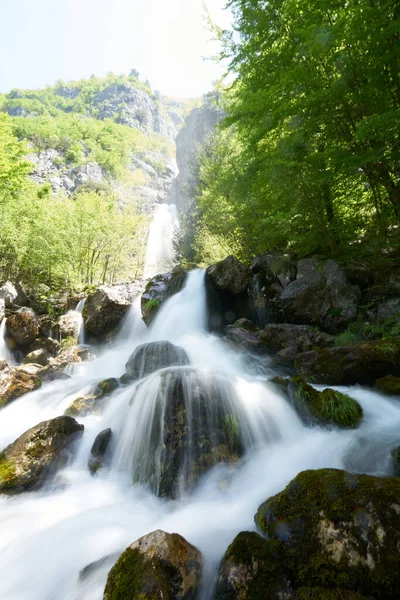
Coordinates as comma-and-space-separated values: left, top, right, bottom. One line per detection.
0, 317, 13, 363
143, 203, 179, 279
1, 215, 400, 599
76, 299, 86, 345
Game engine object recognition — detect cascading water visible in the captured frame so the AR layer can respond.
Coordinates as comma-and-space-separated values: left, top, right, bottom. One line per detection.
0, 316, 13, 364
76, 298, 86, 345
143, 203, 179, 279
1, 237, 400, 599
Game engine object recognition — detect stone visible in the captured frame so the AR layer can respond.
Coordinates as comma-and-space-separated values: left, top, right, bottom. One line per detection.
0, 281, 29, 308
24, 349, 49, 367
123, 340, 190, 382
224, 323, 265, 354
88, 428, 112, 474
259, 323, 334, 354
374, 375, 400, 396
255, 468, 400, 599
377, 298, 400, 322
295, 338, 400, 385
6, 310, 40, 347
0, 365, 42, 409
280, 259, 360, 333
206, 255, 252, 296
103, 530, 202, 600
38, 345, 94, 382
84, 284, 140, 338
0, 416, 84, 494
59, 311, 81, 342
141, 268, 187, 326
65, 378, 118, 417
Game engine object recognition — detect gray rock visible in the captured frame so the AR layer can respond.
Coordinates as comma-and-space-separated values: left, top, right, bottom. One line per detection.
124, 340, 190, 382
24, 349, 49, 367
0, 365, 42, 409
377, 298, 400, 321
141, 268, 187, 325
84, 283, 140, 338
6, 310, 40, 347
206, 256, 251, 296
0, 281, 28, 308
259, 323, 334, 353
88, 428, 112, 474
280, 259, 360, 333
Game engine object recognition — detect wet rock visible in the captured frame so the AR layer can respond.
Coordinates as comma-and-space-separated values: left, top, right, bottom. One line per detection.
38, 345, 94, 382
84, 284, 140, 338
24, 349, 50, 367
295, 338, 400, 385
6, 310, 39, 347
391, 447, 400, 477
123, 340, 190, 382
288, 377, 363, 428
374, 375, 400, 396
280, 259, 360, 333
377, 298, 400, 322
224, 323, 265, 354
141, 268, 187, 326
65, 378, 118, 417
0, 365, 42, 409
255, 468, 400, 598
103, 529, 202, 600
252, 253, 297, 288
0, 416, 84, 494
215, 531, 295, 600
206, 256, 252, 332
88, 428, 112, 474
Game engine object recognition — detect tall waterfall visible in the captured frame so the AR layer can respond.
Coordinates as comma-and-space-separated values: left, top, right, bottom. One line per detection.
1, 226, 400, 599
0, 316, 13, 363
143, 203, 179, 279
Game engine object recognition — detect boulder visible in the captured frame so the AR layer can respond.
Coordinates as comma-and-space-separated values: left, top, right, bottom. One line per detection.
59, 311, 81, 342
24, 348, 50, 367
129, 368, 244, 498
206, 256, 252, 332
65, 378, 118, 417
6, 310, 40, 347
374, 375, 400, 396
252, 253, 297, 287
84, 284, 140, 338
377, 298, 400, 322
259, 323, 334, 354
280, 258, 360, 333
38, 345, 94, 382
103, 530, 202, 600
254, 468, 400, 599
0, 281, 29, 308
0, 416, 84, 494
295, 338, 400, 385
288, 377, 363, 428
0, 365, 42, 409
123, 340, 190, 382
224, 323, 265, 354
88, 428, 112, 474
141, 268, 187, 326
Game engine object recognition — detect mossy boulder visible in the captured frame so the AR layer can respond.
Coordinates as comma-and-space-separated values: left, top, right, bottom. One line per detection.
0, 366, 42, 409
254, 468, 400, 599
295, 338, 400, 385
65, 378, 119, 417
289, 377, 363, 428
259, 323, 334, 353
103, 529, 203, 600
0, 416, 84, 494
6, 310, 39, 347
374, 375, 400, 396
123, 340, 190, 383
214, 531, 295, 600
24, 348, 50, 367
141, 268, 187, 326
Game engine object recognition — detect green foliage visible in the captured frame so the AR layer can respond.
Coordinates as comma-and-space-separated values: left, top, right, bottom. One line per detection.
334, 312, 400, 346
192, 0, 400, 264
0, 112, 31, 200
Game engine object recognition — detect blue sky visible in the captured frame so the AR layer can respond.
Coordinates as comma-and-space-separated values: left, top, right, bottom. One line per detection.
0, 0, 231, 97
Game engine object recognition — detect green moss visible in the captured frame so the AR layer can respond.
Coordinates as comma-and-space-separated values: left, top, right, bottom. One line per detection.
255, 468, 400, 598
374, 375, 400, 396
61, 336, 77, 349
94, 378, 119, 397
291, 377, 363, 428
297, 587, 371, 600
0, 452, 17, 488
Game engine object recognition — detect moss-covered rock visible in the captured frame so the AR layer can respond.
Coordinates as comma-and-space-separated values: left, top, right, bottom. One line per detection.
65, 378, 119, 417
103, 529, 202, 600
374, 375, 400, 396
141, 268, 187, 326
290, 377, 363, 428
6, 310, 39, 347
296, 588, 372, 600
295, 338, 400, 385
24, 348, 50, 367
123, 340, 190, 383
0, 366, 42, 409
0, 416, 84, 494
255, 468, 400, 599
214, 531, 295, 600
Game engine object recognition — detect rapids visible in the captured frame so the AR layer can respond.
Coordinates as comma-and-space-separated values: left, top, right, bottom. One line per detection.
1, 206, 400, 600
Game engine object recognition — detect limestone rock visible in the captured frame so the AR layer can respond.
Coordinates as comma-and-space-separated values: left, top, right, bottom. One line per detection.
103, 530, 202, 600
280, 259, 360, 333
0, 416, 84, 494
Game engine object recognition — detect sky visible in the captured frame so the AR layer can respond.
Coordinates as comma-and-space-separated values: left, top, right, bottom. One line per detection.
0, 0, 232, 98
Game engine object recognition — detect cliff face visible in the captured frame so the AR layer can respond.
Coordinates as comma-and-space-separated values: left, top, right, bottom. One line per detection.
169, 100, 224, 212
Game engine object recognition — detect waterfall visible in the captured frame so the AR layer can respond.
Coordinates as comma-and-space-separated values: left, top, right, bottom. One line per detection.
1, 266, 400, 598
75, 298, 86, 345
143, 203, 179, 279
0, 316, 13, 363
